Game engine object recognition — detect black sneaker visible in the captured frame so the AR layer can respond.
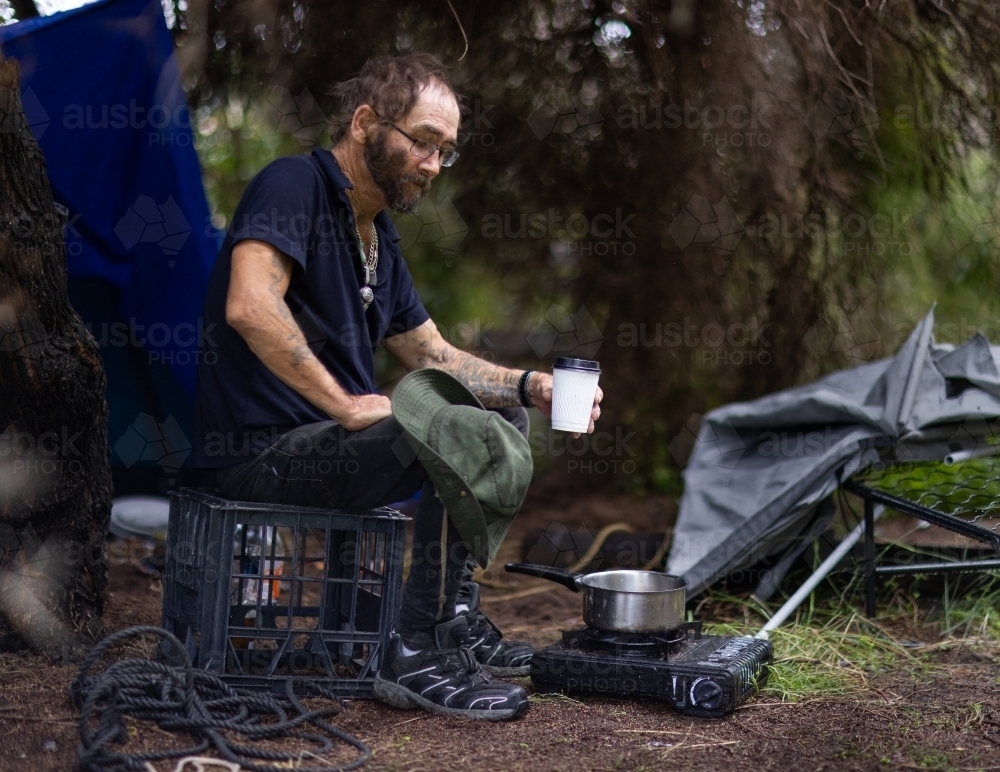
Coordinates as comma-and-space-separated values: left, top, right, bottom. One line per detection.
373, 616, 529, 721
458, 582, 535, 677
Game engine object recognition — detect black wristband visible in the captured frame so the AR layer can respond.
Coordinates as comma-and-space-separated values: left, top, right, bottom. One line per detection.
518, 370, 535, 408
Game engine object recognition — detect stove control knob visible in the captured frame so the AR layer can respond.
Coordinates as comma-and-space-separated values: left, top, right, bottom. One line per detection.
691, 678, 724, 710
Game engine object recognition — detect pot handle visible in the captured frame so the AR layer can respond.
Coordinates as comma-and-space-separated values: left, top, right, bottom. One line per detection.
504, 563, 583, 592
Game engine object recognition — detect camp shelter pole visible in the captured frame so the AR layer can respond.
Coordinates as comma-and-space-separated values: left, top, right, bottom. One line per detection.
755, 504, 884, 639
864, 498, 876, 617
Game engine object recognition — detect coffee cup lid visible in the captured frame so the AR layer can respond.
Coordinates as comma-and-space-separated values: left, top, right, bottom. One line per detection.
553, 357, 601, 372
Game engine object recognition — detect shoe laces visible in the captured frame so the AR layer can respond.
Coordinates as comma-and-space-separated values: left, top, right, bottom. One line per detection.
465, 608, 503, 645
457, 644, 479, 674
425, 641, 480, 678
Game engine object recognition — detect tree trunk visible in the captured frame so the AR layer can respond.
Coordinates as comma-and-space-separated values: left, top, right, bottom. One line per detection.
0, 55, 112, 657
9, 0, 39, 21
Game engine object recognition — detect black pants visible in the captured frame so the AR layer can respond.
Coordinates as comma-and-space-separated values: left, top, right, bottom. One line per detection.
216, 408, 529, 637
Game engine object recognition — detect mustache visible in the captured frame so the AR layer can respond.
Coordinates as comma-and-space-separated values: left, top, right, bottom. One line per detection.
399, 171, 432, 193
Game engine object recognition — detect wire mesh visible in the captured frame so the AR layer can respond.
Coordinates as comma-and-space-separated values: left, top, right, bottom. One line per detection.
856, 456, 1000, 531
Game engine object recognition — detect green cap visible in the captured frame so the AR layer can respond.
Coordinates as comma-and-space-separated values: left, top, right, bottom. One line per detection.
392, 369, 533, 567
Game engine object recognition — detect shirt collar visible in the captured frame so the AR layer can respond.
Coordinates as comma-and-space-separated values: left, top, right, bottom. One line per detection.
311, 148, 401, 243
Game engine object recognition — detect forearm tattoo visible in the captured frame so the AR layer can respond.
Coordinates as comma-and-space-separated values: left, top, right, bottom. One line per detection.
265, 251, 312, 370
414, 336, 521, 407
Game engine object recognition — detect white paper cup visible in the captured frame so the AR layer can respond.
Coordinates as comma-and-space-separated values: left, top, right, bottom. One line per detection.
550, 357, 601, 432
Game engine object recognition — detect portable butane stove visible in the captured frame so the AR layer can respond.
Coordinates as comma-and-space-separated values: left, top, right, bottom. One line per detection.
529, 621, 772, 717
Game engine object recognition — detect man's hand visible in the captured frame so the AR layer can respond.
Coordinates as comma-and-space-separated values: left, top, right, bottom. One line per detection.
528, 372, 603, 436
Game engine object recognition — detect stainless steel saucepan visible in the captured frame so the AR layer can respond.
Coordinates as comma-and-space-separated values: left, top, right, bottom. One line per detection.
505, 563, 686, 633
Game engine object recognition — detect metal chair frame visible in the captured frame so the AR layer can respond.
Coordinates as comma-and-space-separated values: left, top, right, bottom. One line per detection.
842, 478, 1000, 617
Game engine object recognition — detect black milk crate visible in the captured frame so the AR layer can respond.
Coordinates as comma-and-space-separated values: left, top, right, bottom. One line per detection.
161, 488, 409, 697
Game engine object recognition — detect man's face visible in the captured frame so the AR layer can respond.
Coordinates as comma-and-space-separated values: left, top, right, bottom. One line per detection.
364, 80, 460, 214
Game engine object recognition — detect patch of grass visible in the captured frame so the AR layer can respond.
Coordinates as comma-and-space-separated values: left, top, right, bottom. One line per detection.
528, 691, 583, 705
907, 747, 952, 768
937, 575, 1000, 639
964, 702, 986, 727
392, 735, 411, 752
707, 609, 911, 702
697, 566, 1000, 704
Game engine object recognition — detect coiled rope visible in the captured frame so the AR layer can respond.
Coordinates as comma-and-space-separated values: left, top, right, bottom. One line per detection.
69, 625, 371, 772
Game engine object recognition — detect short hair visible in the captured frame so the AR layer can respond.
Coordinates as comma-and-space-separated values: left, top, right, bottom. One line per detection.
328, 53, 461, 144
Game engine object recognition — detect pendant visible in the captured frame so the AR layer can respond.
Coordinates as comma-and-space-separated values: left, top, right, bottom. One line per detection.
369, 268, 377, 286
360, 285, 374, 310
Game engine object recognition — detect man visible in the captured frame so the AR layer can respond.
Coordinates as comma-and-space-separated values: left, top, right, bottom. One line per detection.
194, 53, 602, 720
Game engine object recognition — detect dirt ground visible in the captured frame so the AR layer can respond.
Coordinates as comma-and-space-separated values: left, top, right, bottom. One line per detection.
2, 488, 1000, 772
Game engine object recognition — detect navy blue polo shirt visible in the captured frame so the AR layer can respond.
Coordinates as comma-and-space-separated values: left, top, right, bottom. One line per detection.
193, 148, 430, 468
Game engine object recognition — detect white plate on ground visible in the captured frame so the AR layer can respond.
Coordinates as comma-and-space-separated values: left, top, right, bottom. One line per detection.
109, 495, 170, 541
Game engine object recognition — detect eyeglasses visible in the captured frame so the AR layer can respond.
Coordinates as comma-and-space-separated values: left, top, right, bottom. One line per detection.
373, 111, 460, 167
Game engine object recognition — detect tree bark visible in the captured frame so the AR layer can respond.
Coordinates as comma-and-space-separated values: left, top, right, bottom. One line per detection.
9, 0, 39, 20
0, 55, 112, 657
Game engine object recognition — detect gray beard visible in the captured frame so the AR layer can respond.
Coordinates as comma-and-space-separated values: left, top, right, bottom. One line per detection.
364, 128, 432, 214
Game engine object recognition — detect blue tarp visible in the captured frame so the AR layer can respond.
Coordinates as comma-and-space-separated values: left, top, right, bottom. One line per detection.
0, 0, 217, 398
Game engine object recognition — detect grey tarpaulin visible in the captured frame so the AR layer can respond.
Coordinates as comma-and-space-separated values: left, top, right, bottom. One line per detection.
666, 309, 1000, 596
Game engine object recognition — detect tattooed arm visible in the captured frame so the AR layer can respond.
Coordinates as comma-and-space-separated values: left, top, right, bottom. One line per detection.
385, 318, 522, 407
384, 318, 602, 432
226, 239, 391, 430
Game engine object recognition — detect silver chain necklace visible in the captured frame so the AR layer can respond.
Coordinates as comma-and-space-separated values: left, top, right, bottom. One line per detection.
355, 222, 379, 310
